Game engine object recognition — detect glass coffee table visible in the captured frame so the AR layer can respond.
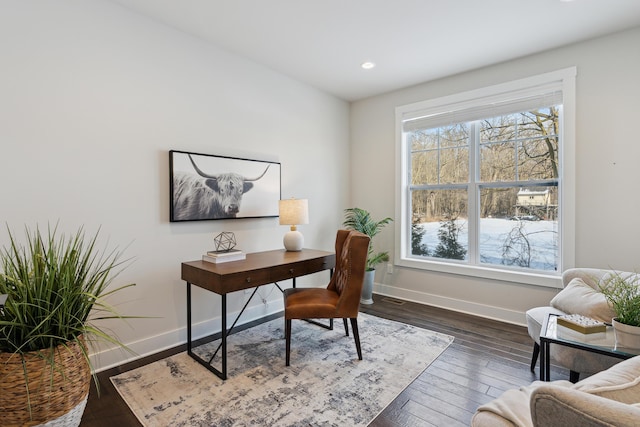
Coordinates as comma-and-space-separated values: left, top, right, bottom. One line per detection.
539, 313, 640, 381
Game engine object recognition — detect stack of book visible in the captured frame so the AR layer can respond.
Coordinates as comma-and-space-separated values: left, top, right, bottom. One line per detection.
556, 314, 607, 342
202, 249, 246, 264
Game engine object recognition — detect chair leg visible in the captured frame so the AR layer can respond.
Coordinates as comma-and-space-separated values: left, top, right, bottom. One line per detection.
343, 318, 349, 336
350, 318, 363, 360
530, 342, 540, 372
285, 318, 292, 366
570, 370, 580, 383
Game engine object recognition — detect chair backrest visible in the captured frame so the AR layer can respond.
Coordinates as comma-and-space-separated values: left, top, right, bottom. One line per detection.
327, 229, 370, 317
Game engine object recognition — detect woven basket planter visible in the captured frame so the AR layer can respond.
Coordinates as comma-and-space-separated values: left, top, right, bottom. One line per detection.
0, 337, 91, 426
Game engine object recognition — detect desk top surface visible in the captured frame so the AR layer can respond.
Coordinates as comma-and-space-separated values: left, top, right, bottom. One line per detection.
182, 248, 334, 274
181, 248, 335, 294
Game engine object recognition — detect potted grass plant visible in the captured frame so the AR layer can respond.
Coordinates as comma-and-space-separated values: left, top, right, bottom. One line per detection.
343, 208, 393, 305
598, 271, 640, 349
0, 224, 135, 426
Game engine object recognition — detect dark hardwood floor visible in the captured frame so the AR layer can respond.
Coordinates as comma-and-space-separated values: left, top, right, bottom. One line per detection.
80, 295, 569, 426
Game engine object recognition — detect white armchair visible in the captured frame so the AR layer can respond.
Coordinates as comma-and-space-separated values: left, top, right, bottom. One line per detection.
525, 268, 632, 381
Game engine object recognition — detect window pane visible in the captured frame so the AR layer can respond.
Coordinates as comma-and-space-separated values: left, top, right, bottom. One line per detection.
410, 128, 438, 151
440, 124, 469, 148
439, 147, 469, 184
411, 189, 468, 260
411, 150, 438, 185
518, 137, 559, 180
480, 141, 516, 182
479, 186, 518, 218
480, 107, 560, 182
480, 114, 517, 143
518, 107, 560, 137
479, 186, 558, 271
411, 126, 469, 185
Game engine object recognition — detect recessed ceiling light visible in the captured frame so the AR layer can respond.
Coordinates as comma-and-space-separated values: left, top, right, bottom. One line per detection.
361, 61, 376, 70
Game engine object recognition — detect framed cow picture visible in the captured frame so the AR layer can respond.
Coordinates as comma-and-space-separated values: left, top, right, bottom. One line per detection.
169, 150, 281, 222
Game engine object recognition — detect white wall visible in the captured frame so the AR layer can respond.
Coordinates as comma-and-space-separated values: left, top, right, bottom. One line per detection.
0, 0, 350, 370
350, 27, 640, 325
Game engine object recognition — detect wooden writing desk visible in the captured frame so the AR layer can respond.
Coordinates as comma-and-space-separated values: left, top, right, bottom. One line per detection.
181, 248, 335, 380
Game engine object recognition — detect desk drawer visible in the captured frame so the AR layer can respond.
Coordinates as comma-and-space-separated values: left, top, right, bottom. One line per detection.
270, 258, 332, 282
221, 269, 271, 293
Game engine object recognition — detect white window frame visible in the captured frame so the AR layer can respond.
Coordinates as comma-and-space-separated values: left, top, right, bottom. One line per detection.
395, 68, 576, 288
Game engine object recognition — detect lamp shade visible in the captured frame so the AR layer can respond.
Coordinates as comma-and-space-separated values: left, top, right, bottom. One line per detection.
279, 199, 309, 226
279, 198, 309, 251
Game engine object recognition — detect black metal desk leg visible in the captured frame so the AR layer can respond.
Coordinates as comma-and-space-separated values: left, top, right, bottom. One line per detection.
185, 282, 228, 380
221, 294, 227, 379
187, 282, 193, 355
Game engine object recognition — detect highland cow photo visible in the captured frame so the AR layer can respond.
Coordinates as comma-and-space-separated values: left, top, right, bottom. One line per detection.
170, 150, 281, 222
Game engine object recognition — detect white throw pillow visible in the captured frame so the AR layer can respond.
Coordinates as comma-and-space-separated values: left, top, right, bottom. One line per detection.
550, 277, 615, 323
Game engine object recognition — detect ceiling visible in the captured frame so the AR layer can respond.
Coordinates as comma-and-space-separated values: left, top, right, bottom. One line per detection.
110, 0, 640, 101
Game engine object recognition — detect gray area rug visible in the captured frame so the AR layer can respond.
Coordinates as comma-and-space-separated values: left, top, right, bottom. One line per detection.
111, 312, 453, 426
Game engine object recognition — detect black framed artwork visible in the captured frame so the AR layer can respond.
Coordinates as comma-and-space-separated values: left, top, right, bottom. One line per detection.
169, 150, 281, 222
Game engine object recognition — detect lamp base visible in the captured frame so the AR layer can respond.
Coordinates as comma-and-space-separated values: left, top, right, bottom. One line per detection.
283, 230, 304, 251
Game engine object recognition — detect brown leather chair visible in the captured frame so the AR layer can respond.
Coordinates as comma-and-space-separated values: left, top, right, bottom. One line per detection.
283, 229, 370, 366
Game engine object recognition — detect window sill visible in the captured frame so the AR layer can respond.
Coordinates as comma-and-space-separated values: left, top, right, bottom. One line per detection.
397, 256, 563, 289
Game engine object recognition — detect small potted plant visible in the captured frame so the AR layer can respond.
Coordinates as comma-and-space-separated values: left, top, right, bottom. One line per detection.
598, 271, 640, 349
0, 224, 136, 426
343, 208, 393, 304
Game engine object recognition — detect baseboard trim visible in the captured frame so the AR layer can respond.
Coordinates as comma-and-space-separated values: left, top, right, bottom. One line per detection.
373, 283, 526, 327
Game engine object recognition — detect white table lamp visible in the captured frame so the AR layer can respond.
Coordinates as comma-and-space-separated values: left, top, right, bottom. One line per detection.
279, 198, 309, 251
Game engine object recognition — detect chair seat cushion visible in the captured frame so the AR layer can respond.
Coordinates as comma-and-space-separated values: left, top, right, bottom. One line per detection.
284, 288, 340, 319
526, 306, 566, 344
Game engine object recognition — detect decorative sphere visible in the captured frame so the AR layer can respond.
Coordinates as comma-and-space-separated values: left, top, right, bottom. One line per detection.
214, 232, 237, 252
